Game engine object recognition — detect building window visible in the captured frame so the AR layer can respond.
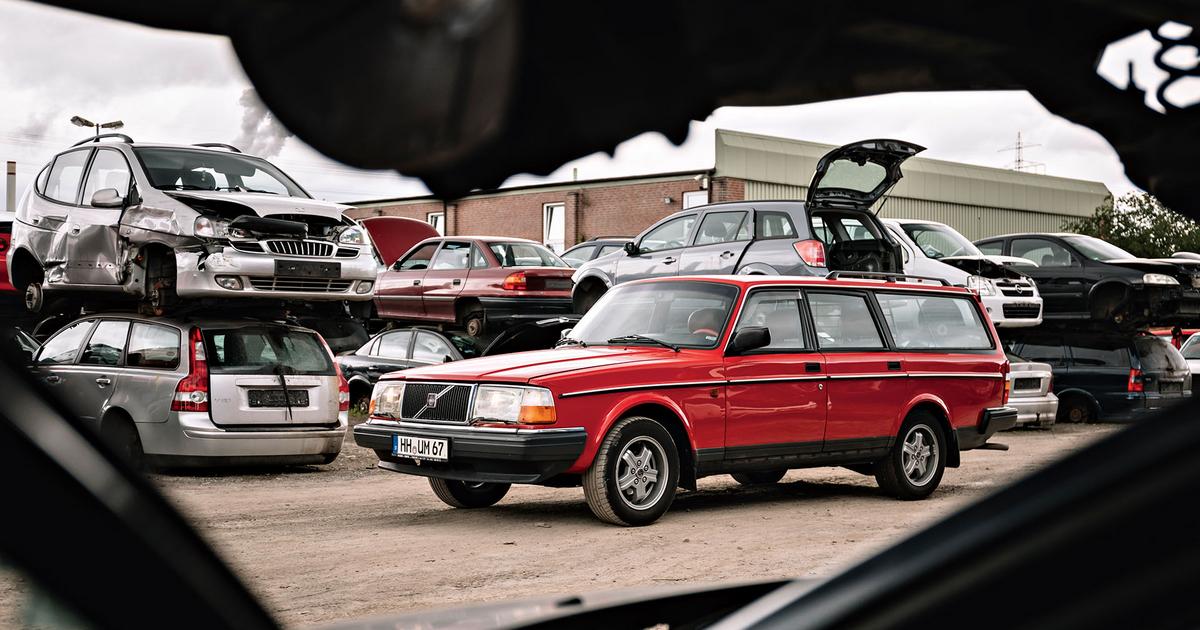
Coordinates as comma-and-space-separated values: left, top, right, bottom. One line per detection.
683, 190, 708, 209
543, 203, 566, 253
427, 211, 445, 235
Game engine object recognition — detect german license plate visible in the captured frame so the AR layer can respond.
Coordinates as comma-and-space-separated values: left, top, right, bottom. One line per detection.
393, 435, 449, 461
544, 278, 572, 290
248, 389, 309, 407
275, 260, 341, 278
1160, 382, 1183, 394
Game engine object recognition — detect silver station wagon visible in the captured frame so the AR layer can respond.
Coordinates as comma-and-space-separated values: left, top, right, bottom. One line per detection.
31, 314, 348, 468
7, 135, 378, 331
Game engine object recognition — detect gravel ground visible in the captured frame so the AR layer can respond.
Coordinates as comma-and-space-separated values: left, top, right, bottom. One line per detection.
113, 423, 1120, 627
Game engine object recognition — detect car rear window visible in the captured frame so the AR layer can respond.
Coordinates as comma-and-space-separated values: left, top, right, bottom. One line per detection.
876, 293, 992, 350
756, 211, 798, 239
488, 242, 568, 267
1134, 336, 1187, 372
204, 327, 334, 375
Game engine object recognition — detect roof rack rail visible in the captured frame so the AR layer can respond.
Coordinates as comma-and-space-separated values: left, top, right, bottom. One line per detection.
193, 143, 242, 153
71, 133, 134, 147
825, 271, 951, 286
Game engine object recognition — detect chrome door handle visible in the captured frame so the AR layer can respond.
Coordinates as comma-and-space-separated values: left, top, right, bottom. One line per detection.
412, 280, 421, 286
663, 257, 677, 264
453, 279, 462, 286
720, 251, 734, 258
95, 377, 112, 386
43, 374, 62, 384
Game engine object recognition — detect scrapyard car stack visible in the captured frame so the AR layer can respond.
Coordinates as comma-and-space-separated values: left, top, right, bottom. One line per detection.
7, 134, 380, 350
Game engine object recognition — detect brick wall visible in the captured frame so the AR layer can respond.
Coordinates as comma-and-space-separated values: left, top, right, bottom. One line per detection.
345, 175, 720, 249
710, 176, 745, 203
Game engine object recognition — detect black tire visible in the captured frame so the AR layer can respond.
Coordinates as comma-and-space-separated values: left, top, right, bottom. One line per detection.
731, 469, 787, 485
463, 311, 486, 338
875, 411, 947, 500
1057, 394, 1095, 424
429, 478, 510, 508
583, 416, 680, 526
102, 416, 145, 471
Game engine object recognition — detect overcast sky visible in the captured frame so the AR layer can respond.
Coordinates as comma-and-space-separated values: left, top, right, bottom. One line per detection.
0, 0, 1160, 207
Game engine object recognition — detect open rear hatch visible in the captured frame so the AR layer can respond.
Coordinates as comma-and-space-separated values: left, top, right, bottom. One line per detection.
203, 324, 340, 427
807, 139, 925, 211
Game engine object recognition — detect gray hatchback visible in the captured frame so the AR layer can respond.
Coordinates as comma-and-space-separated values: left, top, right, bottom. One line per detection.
31, 315, 348, 468
571, 139, 919, 312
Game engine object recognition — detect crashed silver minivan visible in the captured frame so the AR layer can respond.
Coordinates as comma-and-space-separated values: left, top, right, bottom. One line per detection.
7, 135, 378, 319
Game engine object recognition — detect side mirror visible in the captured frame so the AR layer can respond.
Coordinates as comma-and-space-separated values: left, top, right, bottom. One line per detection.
90, 188, 125, 208
623, 241, 640, 256
728, 326, 771, 354
391, 260, 403, 271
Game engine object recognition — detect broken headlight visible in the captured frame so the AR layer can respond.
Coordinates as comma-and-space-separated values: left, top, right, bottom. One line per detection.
193, 216, 232, 239
337, 226, 365, 245
967, 275, 996, 296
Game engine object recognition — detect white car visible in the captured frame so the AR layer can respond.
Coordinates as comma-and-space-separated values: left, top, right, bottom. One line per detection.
883, 218, 1043, 328
1180, 332, 1200, 376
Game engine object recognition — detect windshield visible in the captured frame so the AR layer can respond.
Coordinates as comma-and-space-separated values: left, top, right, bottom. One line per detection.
899, 222, 982, 259
488, 242, 568, 267
1063, 235, 1136, 261
134, 147, 309, 198
566, 281, 739, 348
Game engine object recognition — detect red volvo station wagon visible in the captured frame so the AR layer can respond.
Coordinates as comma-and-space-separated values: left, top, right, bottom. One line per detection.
355, 274, 1016, 525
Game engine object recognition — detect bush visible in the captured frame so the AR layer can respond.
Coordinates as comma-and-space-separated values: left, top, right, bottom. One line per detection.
1062, 192, 1200, 258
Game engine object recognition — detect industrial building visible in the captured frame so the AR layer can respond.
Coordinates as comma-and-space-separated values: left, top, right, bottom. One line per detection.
346, 129, 1112, 251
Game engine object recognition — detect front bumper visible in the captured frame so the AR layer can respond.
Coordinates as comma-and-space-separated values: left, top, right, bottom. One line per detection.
957, 406, 1018, 450
174, 246, 379, 301
981, 295, 1043, 328
354, 420, 587, 484
1008, 393, 1059, 427
136, 410, 347, 466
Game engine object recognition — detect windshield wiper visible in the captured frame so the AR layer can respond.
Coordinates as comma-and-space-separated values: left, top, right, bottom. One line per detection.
555, 337, 587, 348
162, 184, 211, 191
606, 334, 679, 352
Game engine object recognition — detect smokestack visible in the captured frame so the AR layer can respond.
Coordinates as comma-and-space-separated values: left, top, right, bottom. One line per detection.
5, 162, 14, 213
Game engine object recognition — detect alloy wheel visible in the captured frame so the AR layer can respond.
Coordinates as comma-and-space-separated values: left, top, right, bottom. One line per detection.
902, 424, 939, 487
615, 436, 668, 511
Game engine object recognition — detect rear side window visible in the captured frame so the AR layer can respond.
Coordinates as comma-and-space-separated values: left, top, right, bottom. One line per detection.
977, 240, 1004, 256
735, 290, 808, 351
757, 211, 798, 239
488, 242, 567, 267
36, 320, 94, 365
1134, 336, 1188, 372
695, 211, 750, 245
431, 241, 471, 270
413, 332, 454, 363
806, 293, 884, 350
204, 328, 333, 375
44, 150, 91, 204
375, 331, 412, 359
561, 245, 595, 266
1069, 345, 1130, 367
876, 293, 992, 350
80, 320, 130, 366
397, 242, 439, 271
126, 323, 181, 369
1014, 342, 1067, 367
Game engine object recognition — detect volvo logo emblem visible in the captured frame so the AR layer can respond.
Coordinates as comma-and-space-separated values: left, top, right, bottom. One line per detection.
426, 392, 439, 408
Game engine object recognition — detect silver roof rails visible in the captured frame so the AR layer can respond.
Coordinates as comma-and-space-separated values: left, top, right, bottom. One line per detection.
825, 271, 951, 286
193, 143, 242, 153
71, 133, 134, 147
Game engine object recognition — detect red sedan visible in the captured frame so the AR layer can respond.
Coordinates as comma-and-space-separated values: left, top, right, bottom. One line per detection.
355, 274, 1016, 525
374, 236, 574, 337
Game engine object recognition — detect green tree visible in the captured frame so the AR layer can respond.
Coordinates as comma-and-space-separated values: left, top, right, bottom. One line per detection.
1062, 192, 1200, 258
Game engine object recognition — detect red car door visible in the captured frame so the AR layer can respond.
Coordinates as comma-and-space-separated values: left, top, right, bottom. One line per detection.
420, 241, 472, 322
375, 241, 439, 320
805, 290, 910, 449
723, 289, 827, 454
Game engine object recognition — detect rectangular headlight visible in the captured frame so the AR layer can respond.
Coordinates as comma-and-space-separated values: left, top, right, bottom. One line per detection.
369, 382, 405, 420
1143, 273, 1180, 286
473, 385, 556, 425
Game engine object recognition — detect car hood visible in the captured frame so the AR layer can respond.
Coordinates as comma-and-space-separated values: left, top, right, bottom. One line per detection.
1101, 258, 1186, 275
940, 255, 1031, 280
386, 345, 682, 384
165, 190, 351, 221
481, 316, 580, 356
806, 139, 925, 210
360, 216, 441, 266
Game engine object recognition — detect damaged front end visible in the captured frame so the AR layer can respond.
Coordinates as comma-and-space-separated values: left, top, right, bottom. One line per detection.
165, 192, 378, 302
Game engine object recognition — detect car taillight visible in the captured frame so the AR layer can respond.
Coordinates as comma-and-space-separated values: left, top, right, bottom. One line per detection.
793, 239, 826, 267
335, 362, 351, 412
502, 271, 527, 290
1003, 378, 1011, 405
1128, 368, 1144, 393
0, 238, 8, 252
171, 327, 209, 412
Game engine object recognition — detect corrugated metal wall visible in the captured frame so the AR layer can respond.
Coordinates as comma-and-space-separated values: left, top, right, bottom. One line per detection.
744, 181, 1077, 240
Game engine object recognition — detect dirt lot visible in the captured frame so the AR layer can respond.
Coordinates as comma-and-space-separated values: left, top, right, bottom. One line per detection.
117, 423, 1115, 627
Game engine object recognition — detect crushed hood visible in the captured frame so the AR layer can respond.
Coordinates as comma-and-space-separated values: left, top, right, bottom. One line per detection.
389, 346, 679, 383
940, 256, 1030, 280
1101, 258, 1185, 275
165, 190, 351, 221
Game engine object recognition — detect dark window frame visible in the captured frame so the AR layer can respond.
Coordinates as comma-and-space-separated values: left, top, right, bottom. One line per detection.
725, 287, 818, 356
693, 210, 752, 247
802, 289, 891, 353
871, 290, 998, 353
80, 147, 135, 207
79, 319, 133, 368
